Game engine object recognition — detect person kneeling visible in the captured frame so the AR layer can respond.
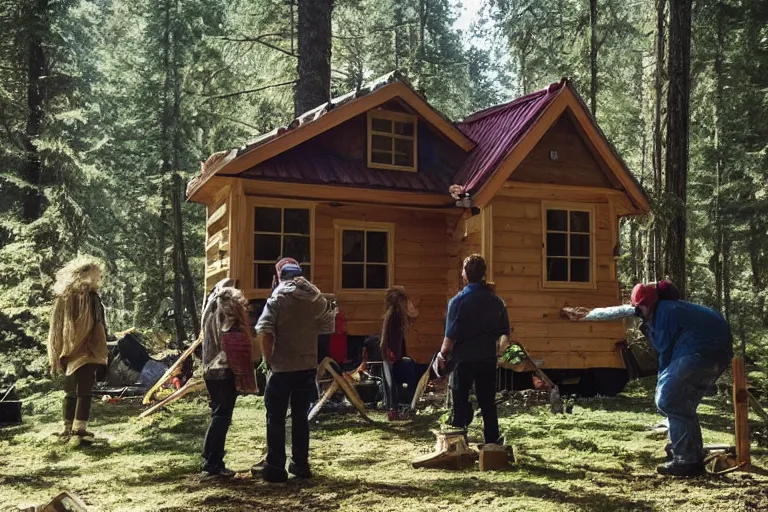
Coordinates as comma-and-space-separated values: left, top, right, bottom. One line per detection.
200, 286, 257, 479
256, 258, 334, 483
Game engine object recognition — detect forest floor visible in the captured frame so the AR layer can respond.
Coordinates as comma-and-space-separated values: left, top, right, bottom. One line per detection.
2, 378, 768, 512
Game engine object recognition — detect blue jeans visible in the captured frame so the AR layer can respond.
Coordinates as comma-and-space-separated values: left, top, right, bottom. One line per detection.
655, 354, 728, 464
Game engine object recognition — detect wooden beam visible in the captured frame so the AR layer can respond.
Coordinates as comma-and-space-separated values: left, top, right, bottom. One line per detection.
732, 356, 751, 471
227, 180, 247, 289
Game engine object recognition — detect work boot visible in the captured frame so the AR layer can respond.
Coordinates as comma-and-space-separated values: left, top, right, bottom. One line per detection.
262, 463, 288, 483
56, 421, 73, 438
387, 409, 398, 421
288, 460, 312, 479
200, 466, 235, 481
664, 443, 673, 461
656, 461, 705, 477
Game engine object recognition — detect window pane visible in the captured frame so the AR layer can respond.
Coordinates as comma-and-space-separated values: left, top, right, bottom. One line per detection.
284, 235, 310, 263
301, 264, 311, 281
255, 207, 281, 233
546, 233, 567, 257
254, 234, 281, 261
342, 264, 364, 289
570, 211, 590, 233
366, 231, 388, 263
571, 259, 590, 282
371, 150, 391, 164
571, 234, 590, 257
366, 265, 387, 289
372, 134, 391, 151
342, 230, 364, 262
255, 263, 275, 289
394, 138, 414, 167
395, 121, 414, 136
547, 258, 568, 282
284, 208, 310, 234
371, 117, 392, 133
546, 210, 568, 231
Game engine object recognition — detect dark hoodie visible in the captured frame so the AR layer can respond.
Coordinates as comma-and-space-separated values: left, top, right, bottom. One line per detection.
255, 277, 333, 372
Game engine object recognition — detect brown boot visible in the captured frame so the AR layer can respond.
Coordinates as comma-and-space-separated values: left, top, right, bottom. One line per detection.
71, 420, 95, 444
55, 421, 73, 438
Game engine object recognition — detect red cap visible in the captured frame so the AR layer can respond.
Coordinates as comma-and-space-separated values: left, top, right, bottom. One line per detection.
631, 283, 658, 309
275, 257, 299, 275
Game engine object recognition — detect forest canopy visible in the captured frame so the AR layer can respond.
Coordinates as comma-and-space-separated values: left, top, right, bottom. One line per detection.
0, 0, 766, 384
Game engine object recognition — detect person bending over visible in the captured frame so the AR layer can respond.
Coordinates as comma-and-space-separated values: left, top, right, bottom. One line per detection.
256, 258, 334, 483
632, 281, 733, 476
438, 254, 509, 445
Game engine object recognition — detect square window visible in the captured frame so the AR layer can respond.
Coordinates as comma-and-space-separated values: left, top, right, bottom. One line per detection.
570, 211, 590, 233
284, 209, 310, 234
254, 234, 281, 261
342, 230, 365, 262
284, 235, 310, 263
255, 207, 281, 233
547, 258, 568, 282
570, 234, 590, 257
366, 265, 388, 289
546, 210, 568, 231
371, 118, 392, 133
368, 112, 417, 171
341, 264, 364, 289
571, 259, 590, 282
255, 263, 276, 289
546, 233, 567, 257
366, 231, 388, 263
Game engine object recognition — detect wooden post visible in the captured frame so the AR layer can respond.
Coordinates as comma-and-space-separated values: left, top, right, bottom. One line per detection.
732, 357, 750, 470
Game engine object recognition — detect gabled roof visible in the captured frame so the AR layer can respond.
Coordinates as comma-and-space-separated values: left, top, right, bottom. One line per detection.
186, 72, 475, 201
454, 79, 649, 212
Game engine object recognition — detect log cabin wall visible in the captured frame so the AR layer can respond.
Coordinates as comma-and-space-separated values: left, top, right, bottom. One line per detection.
204, 184, 232, 292
491, 186, 624, 370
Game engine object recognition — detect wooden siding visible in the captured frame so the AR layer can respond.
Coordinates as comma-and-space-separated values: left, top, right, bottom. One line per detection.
204, 185, 232, 293
490, 191, 625, 369
510, 114, 615, 188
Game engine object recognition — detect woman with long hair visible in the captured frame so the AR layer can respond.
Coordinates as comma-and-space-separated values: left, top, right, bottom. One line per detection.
380, 286, 418, 421
47, 256, 109, 443
200, 285, 257, 479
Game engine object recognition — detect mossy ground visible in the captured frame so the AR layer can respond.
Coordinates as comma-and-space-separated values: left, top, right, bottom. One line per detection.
1, 378, 767, 512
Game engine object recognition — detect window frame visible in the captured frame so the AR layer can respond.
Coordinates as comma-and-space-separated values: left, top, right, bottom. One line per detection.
366, 110, 418, 173
540, 202, 596, 290
333, 219, 395, 298
247, 197, 315, 298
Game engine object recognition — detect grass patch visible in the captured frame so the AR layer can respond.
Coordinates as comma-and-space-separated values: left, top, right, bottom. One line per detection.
1, 379, 767, 511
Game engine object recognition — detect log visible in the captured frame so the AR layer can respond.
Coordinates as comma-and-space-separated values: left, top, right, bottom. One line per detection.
139, 377, 206, 418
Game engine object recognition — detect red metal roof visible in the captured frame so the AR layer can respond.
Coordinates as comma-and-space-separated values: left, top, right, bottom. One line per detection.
240, 150, 456, 195
454, 80, 566, 194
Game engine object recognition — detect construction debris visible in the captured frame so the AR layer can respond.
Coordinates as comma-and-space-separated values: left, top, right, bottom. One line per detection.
17, 491, 88, 512
412, 430, 478, 470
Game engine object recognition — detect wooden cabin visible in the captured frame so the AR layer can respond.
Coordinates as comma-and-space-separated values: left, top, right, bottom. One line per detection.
187, 72, 650, 395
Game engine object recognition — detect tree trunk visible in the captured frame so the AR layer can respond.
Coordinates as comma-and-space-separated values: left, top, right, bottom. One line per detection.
22, 0, 49, 222
652, 0, 666, 282
748, 219, 768, 327
664, 0, 691, 298
711, 6, 725, 313
294, 0, 333, 117
394, 0, 403, 69
589, 0, 598, 117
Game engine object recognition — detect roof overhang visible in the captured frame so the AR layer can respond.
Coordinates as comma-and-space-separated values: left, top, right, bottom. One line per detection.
187, 81, 475, 203
470, 85, 650, 216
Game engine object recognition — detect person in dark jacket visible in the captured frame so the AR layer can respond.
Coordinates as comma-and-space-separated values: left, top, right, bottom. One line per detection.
632, 281, 733, 476
380, 286, 418, 421
255, 258, 334, 483
438, 254, 509, 445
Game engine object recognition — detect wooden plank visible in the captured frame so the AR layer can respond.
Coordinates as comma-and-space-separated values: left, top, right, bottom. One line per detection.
545, 321, 626, 338
206, 202, 227, 228
732, 357, 751, 470
497, 184, 611, 204
490, 200, 541, 219
525, 350, 624, 369
524, 338, 623, 352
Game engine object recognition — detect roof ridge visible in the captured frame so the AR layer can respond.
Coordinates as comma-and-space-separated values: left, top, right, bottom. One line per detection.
461, 79, 567, 125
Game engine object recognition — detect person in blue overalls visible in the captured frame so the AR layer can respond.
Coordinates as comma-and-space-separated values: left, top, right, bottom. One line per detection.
631, 281, 733, 476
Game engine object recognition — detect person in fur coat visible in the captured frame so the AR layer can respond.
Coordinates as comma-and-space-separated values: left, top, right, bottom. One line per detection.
47, 256, 109, 442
